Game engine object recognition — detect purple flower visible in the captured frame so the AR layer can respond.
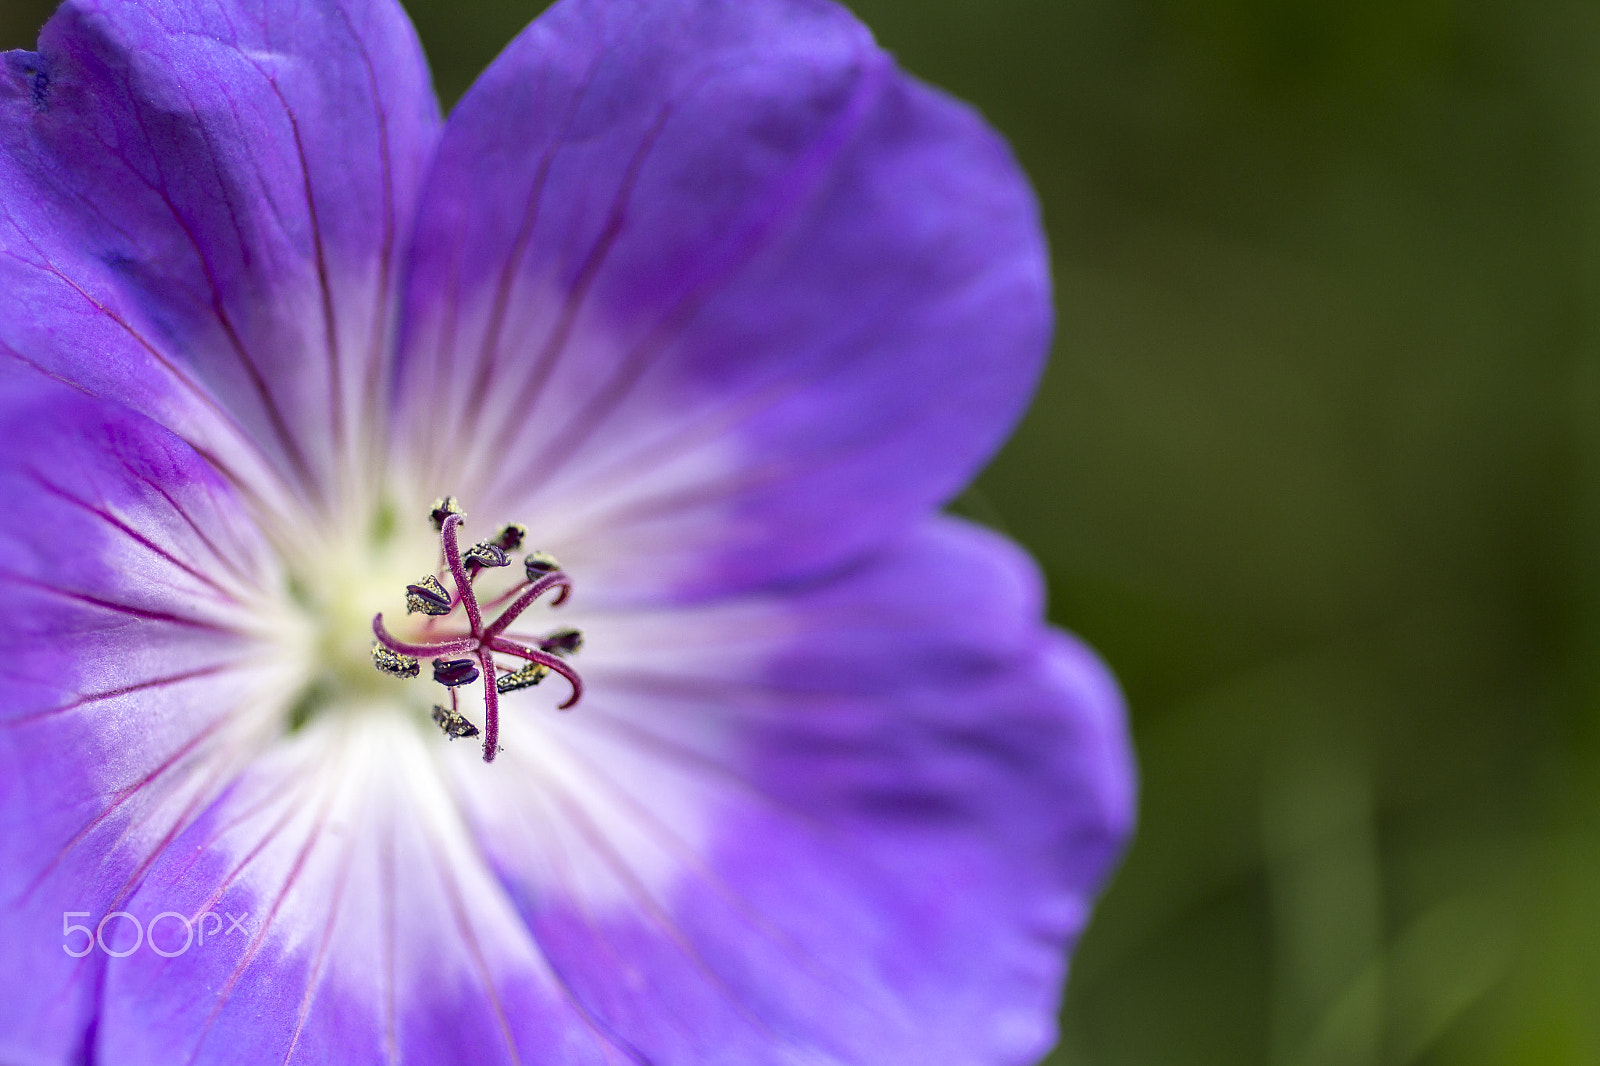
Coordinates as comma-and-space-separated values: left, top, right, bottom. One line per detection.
0, 0, 1135, 1062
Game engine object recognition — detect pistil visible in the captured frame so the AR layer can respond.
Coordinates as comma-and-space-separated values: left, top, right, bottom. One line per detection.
370, 506, 583, 762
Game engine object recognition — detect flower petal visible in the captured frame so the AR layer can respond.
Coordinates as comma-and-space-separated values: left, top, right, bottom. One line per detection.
394, 0, 1052, 600
442, 517, 1134, 1063
0, 0, 441, 505
0, 369, 298, 1064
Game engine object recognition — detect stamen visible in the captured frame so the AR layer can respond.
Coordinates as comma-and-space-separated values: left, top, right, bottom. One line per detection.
492, 524, 527, 552
496, 661, 549, 694
524, 551, 560, 580
431, 704, 481, 740
369, 500, 585, 762
405, 574, 452, 616
540, 628, 584, 657
371, 643, 419, 678
462, 541, 510, 571
429, 496, 464, 532
432, 657, 480, 687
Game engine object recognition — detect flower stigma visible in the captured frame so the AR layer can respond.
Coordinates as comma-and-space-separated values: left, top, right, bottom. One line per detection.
366, 498, 584, 763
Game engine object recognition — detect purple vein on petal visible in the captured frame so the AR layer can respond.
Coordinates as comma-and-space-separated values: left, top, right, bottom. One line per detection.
337, 2, 402, 454
280, 805, 359, 1066
466, 771, 714, 1054
596, 662, 970, 705
510, 305, 903, 523
451, 56, 604, 445
54, 737, 271, 1003
254, 72, 345, 458
158, 79, 324, 499
26, 474, 243, 603
415, 811, 525, 1066
97, 730, 270, 921
564, 704, 951, 1039
534, 728, 829, 981
58, 742, 249, 1030
416, 243, 462, 490
562, 428, 893, 549
0, 569, 243, 634
438, 768, 650, 1066
380, 813, 400, 1066
0, 306, 304, 553
530, 762, 778, 1041
23, 711, 234, 902
100, 78, 311, 485
527, 775, 690, 1052
77, 943, 109, 1065
578, 704, 790, 807
184, 760, 327, 925
466, 101, 676, 474
505, 366, 815, 522
492, 60, 886, 504
186, 771, 341, 1066
161, 781, 284, 901
574, 705, 847, 864
0, 660, 247, 730
120, 461, 259, 588
0, 230, 285, 501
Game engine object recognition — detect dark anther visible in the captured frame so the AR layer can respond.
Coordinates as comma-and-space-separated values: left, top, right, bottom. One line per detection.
372, 643, 420, 679
432, 657, 481, 687
463, 542, 510, 569
405, 574, 452, 616
496, 661, 549, 694
524, 551, 561, 581
540, 628, 584, 657
431, 704, 481, 740
429, 496, 464, 532
491, 524, 527, 552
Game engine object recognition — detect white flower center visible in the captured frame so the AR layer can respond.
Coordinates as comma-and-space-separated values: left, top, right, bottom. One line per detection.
278, 500, 441, 726
265, 493, 585, 763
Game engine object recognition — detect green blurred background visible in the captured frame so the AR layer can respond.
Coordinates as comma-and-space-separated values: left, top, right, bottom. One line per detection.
4, 0, 1594, 1062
